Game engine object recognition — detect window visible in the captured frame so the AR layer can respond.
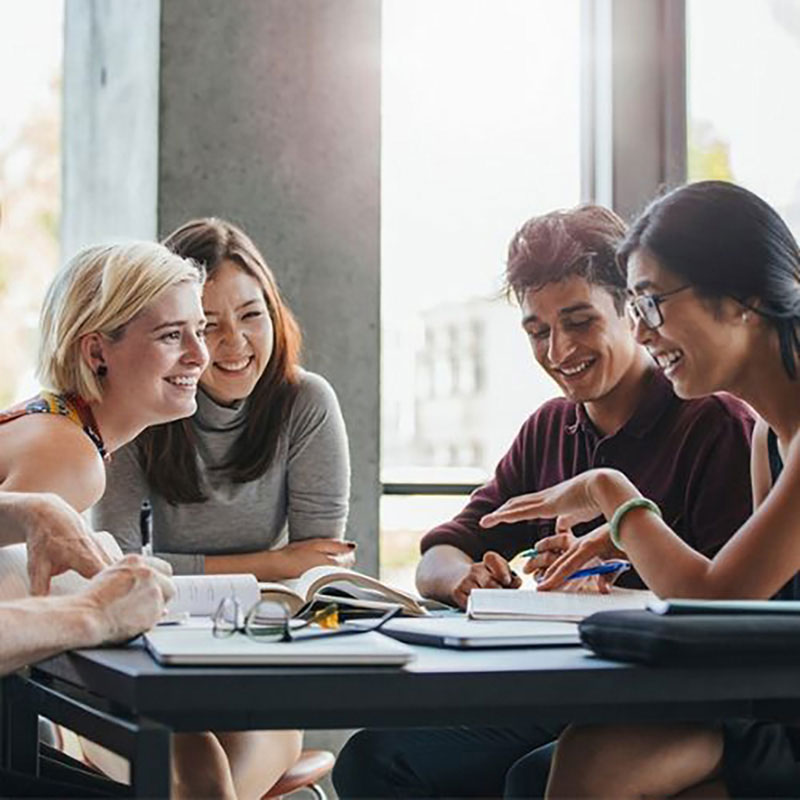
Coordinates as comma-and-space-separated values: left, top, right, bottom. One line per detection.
380, 0, 582, 587
687, 0, 800, 235
0, 0, 64, 406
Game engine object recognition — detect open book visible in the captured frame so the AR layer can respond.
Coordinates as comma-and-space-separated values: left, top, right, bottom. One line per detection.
259, 565, 431, 617
467, 587, 656, 623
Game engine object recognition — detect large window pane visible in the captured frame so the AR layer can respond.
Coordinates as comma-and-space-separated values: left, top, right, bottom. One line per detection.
0, 1, 63, 405
381, 0, 582, 487
687, 0, 800, 234
380, 0, 582, 583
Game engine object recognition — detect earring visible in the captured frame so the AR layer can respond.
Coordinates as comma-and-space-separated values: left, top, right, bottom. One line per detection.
96, 364, 108, 378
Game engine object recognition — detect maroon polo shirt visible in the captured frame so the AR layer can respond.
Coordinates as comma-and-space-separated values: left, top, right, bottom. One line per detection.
420, 369, 755, 589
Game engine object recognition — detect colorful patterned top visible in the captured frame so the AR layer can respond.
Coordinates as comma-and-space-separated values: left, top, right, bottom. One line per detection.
0, 392, 107, 459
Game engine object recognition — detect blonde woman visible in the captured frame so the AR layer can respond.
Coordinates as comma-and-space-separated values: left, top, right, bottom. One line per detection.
0, 242, 259, 799
0, 241, 207, 508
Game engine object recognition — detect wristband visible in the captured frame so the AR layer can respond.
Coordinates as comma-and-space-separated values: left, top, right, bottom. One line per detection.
609, 497, 662, 551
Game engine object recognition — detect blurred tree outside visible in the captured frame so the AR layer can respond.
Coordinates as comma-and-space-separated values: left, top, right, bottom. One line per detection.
688, 119, 735, 183
0, 72, 61, 407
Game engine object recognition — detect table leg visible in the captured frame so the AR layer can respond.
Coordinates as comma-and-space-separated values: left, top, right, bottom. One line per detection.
3, 674, 39, 776
130, 720, 171, 798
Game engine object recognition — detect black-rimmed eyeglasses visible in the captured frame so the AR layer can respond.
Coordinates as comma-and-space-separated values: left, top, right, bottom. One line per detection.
212, 597, 401, 643
626, 285, 691, 330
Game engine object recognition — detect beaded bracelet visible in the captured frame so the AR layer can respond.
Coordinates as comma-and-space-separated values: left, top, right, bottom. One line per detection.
609, 497, 662, 551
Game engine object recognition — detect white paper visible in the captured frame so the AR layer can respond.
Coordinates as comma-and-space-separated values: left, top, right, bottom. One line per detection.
168, 573, 261, 617
468, 587, 655, 622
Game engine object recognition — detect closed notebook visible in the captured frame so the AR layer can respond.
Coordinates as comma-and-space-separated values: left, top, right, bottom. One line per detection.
649, 598, 800, 616
374, 615, 580, 649
468, 587, 655, 622
144, 628, 414, 666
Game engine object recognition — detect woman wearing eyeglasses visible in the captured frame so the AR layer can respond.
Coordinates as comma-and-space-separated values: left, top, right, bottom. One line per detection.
483, 181, 800, 798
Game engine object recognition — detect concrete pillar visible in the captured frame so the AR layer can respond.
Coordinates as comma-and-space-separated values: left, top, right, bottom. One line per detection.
582, 0, 686, 219
63, 0, 382, 577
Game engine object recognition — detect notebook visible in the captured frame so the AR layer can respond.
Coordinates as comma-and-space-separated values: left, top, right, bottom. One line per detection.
649, 598, 800, 615
144, 628, 415, 666
374, 615, 580, 649
467, 587, 655, 622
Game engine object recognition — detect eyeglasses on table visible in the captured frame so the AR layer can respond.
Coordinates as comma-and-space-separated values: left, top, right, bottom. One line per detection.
212, 596, 402, 642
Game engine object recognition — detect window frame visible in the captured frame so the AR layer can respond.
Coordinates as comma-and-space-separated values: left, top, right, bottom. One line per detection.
379, 0, 688, 503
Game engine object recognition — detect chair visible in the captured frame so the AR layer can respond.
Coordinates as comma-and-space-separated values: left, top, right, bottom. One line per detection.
261, 749, 335, 800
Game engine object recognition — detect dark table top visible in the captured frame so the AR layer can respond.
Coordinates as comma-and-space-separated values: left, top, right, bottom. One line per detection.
30, 638, 800, 732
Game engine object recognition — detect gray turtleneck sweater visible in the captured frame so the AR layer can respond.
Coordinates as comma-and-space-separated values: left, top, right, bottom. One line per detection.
92, 369, 350, 574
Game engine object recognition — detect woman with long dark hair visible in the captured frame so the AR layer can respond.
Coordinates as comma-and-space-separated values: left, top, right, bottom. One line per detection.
483, 181, 800, 798
94, 218, 352, 797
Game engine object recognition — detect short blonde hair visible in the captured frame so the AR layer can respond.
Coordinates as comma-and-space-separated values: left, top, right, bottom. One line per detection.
37, 241, 204, 403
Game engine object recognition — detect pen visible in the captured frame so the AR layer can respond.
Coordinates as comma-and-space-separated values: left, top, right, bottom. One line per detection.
564, 561, 630, 581
519, 547, 539, 559
139, 499, 153, 557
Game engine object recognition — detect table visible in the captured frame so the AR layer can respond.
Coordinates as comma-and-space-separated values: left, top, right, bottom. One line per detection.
4, 640, 800, 797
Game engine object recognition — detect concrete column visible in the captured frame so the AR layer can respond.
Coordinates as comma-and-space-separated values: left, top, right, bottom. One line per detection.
582, 0, 686, 219
62, 0, 160, 256
63, 0, 382, 576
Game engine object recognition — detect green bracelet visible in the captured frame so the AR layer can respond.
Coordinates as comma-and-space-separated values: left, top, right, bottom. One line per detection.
609, 497, 662, 551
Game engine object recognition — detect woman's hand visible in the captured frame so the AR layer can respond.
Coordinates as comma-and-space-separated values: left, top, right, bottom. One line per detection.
480, 470, 613, 533
535, 523, 625, 591
273, 538, 357, 579
521, 529, 578, 578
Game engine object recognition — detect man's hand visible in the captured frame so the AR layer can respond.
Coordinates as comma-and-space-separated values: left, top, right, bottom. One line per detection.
272, 539, 357, 579
451, 551, 521, 610
24, 494, 114, 596
84, 554, 175, 644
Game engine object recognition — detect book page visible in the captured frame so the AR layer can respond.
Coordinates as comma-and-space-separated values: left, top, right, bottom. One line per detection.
169, 574, 261, 616
468, 587, 655, 622
257, 582, 306, 616
284, 565, 425, 614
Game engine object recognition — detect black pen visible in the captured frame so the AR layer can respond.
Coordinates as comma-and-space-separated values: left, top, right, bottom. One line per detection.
139, 499, 153, 557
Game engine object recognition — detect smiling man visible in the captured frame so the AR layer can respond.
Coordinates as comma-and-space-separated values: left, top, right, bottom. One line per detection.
333, 205, 756, 800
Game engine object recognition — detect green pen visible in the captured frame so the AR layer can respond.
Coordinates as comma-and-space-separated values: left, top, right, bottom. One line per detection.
519, 546, 539, 558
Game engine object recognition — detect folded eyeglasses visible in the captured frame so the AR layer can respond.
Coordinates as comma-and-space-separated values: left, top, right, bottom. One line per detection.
212, 597, 401, 642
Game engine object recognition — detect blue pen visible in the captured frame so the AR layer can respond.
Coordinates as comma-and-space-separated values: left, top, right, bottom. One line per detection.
564, 561, 630, 581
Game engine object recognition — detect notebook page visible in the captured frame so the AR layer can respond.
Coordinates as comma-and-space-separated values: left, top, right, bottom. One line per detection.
468, 587, 654, 621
